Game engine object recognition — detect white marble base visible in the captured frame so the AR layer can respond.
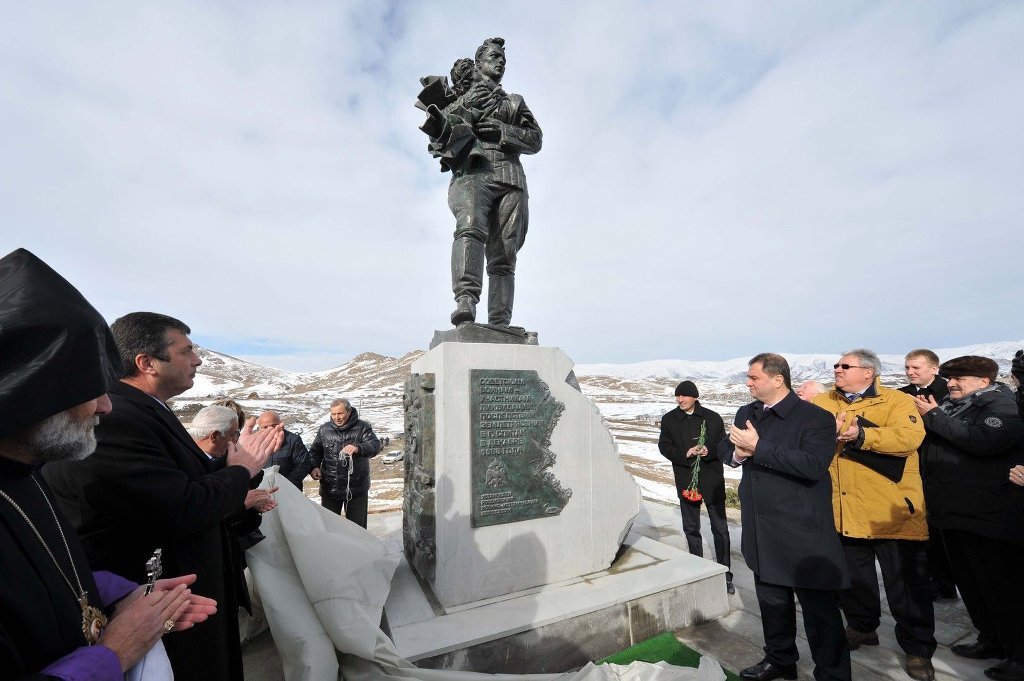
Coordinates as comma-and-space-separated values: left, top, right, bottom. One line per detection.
384, 530, 729, 672
409, 343, 642, 608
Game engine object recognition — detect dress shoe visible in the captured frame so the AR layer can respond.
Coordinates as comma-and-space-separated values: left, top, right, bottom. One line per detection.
930, 585, 958, 601
906, 655, 935, 681
844, 626, 879, 651
727, 580, 736, 595
985, 659, 1024, 681
953, 640, 1005, 660
739, 659, 797, 681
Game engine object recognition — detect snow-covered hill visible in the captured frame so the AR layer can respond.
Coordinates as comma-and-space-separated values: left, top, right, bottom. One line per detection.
171, 340, 1024, 512
576, 340, 1024, 383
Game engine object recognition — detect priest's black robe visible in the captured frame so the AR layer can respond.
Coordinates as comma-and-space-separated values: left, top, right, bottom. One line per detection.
0, 457, 124, 680
43, 381, 252, 681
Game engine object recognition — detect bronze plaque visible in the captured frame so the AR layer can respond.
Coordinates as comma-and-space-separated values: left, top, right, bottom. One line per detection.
471, 369, 572, 527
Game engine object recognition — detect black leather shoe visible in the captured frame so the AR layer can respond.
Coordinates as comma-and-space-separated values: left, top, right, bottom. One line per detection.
931, 585, 958, 601
739, 660, 797, 681
727, 581, 736, 595
953, 640, 1005, 660
985, 660, 1024, 681
907, 655, 935, 681
845, 626, 879, 651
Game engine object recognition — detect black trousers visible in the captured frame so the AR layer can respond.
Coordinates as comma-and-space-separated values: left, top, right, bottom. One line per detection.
321, 492, 368, 529
754, 574, 851, 681
678, 496, 732, 580
839, 536, 936, 658
942, 528, 1024, 663
926, 519, 957, 596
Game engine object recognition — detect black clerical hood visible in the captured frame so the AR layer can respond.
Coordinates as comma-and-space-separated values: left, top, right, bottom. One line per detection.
0, 248, 121, 438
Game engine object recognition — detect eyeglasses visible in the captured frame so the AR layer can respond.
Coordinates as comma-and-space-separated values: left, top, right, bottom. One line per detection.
833, 363, 868, 370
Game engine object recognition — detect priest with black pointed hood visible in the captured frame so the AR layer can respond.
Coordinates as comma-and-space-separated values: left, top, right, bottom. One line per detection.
0, 248, 216, 681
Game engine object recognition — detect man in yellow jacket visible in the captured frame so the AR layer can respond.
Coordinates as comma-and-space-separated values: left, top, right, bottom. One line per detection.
813, 348, 935, 681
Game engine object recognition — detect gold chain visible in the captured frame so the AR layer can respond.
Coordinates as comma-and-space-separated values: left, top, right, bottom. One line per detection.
0, 474, 108, 643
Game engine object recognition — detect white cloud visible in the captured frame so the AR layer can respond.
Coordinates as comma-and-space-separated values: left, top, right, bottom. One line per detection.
3, 1, 1021, 370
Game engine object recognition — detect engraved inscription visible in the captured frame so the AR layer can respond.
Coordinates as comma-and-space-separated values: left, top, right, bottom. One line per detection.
471, 369, 572, 527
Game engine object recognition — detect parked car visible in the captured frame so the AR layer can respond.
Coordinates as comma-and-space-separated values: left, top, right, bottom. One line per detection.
382, 451, 403, 464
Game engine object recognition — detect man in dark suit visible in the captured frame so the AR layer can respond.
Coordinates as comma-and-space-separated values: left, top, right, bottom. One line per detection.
658, 380, 732, 593
0, 250, 217, 680
898, 349, 955, 602
43, 312, 282, 681
719, 353, 851, 681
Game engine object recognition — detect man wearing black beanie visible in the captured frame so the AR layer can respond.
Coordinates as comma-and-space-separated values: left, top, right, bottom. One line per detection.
658, 380, 732, 593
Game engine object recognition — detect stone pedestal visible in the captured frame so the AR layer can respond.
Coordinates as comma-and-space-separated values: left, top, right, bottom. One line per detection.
403, 342, 641, 608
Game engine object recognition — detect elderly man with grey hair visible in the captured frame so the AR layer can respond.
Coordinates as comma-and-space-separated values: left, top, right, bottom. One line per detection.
309, 398, 381, 528
796, 380, 826, 401
813, 349, 935, 681
189, 405, 278, 513
188, 406, 240, 455
188, 405, 277, 622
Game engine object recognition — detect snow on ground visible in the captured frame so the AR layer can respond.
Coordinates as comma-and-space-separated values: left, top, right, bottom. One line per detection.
635, 477, 679, 505
179, 374, 243, 399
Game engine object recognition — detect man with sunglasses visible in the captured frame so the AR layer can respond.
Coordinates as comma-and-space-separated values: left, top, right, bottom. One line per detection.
813, 349, 934, 681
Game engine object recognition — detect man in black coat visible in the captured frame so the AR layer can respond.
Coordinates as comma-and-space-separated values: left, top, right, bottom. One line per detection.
43, 312, 283, 681
912, 355, 1024, 681
658, 380, 732, 593
898, 349, 955, 602
257, 410, 312, 489
310, 398, 381, 528
0, 250, 216, 681
719, 353, 851, 681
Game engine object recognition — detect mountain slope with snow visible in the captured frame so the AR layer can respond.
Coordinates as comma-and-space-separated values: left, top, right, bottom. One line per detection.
172, 340, 1024, 512
575, 341, 1024, 382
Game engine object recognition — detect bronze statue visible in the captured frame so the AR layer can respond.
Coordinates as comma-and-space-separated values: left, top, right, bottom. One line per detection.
416, 37, 542, 327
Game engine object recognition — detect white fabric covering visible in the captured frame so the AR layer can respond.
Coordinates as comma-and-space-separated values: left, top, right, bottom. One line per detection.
247, 471, 723, 681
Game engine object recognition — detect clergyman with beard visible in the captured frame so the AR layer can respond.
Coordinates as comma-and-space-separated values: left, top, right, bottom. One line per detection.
43, 311, 284, 681
0, 248, 217, 680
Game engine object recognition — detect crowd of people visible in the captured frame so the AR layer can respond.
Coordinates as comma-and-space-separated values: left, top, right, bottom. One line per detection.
3, 245, 1021, 681
0, 249, 383, 681
660, 349, 1024, 681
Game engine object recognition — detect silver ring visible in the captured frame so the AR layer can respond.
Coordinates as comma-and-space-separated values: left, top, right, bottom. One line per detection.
164, 619, 175, 632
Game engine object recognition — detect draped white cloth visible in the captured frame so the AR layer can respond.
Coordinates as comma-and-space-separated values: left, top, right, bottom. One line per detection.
125, 640, 172, 681
247, 471, 723, 681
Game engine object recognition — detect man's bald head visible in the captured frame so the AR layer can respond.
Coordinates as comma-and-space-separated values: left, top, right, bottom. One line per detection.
257, 411, 282, 429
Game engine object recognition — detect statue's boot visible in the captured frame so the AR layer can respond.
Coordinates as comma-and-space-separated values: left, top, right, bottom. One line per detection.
487, 274, 515, 326
451, 237, 484, 325
451, 297, 476, 325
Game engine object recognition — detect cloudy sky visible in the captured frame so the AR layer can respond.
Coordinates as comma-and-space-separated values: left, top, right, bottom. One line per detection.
3, 2, 1022, 371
